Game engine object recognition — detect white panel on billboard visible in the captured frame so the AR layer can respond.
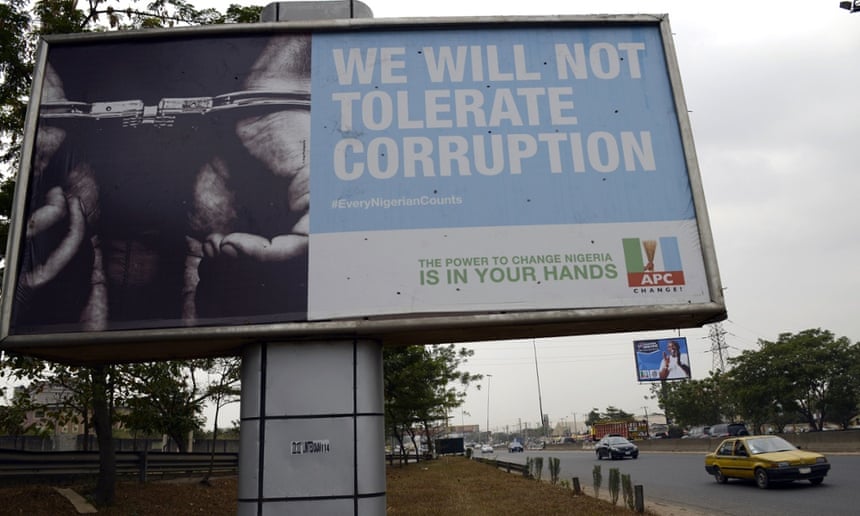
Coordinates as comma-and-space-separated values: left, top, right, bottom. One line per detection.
0, 16, 726, 363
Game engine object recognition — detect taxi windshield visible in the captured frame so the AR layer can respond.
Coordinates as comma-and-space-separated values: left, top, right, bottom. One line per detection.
746, 436, 797, 455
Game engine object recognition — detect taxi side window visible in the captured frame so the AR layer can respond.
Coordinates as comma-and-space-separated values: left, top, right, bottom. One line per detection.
734, 441, 748, 457
717, 441, 734, 456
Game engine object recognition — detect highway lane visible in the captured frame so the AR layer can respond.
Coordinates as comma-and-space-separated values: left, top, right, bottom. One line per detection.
493, 449, 859, 515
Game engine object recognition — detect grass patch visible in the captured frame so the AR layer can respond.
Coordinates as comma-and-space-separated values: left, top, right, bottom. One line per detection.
386, 456, 644, 515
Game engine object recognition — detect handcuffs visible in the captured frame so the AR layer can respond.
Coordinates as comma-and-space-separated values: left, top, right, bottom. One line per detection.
38, 90, 311, 128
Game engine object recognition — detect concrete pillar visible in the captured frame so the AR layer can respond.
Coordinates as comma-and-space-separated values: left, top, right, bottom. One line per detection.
238, 339, 385, 515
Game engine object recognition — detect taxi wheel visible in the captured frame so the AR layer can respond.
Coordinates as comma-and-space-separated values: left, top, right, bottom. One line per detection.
809, 477, 823, 486
754, 468, 770, 489
713, 467, 728, 484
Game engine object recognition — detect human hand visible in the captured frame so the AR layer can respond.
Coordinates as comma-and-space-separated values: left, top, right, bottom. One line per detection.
191, 108, 310, 263
202, 35, 311, 262
21, 186, 87, 289
661, 351, 671, 369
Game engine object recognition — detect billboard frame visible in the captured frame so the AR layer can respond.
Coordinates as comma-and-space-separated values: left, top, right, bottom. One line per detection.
1, 15, 726, 364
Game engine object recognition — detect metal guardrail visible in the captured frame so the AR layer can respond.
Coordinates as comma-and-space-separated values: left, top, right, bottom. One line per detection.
471, 456, 530, 476
0, 449, 238, 482
472, 454, 645, 512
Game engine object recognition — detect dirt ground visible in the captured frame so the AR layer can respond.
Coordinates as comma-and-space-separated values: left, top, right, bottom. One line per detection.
0, 457, 693, 515
0, 477, 238, 515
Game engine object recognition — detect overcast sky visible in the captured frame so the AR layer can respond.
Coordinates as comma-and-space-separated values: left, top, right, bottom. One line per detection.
310, 0, 860, 434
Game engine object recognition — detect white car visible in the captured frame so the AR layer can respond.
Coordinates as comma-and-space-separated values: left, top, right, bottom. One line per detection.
480, 444, 494, 453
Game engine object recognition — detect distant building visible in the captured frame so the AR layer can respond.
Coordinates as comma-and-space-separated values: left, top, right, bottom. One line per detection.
15, 383, 83, 450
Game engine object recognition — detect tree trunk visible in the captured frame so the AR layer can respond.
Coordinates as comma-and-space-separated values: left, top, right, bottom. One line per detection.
91, 365, 116, 506
83, 412, 91, 451
171, 430, 189, 453
201, 402, 221, 485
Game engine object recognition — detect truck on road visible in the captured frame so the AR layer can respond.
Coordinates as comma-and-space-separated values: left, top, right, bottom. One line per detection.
591, 421, 649, 441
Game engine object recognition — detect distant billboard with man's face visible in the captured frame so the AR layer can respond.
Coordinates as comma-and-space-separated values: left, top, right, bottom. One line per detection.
634, 337, 692, 381
1, 16, 725, 363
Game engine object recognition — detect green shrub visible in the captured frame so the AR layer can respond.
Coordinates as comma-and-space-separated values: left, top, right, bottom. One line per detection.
608, 468, 620, 505
592, 464, 602, 499
533, 457, 544, 481
622, 473, 634, 510
548, 457, 561, 485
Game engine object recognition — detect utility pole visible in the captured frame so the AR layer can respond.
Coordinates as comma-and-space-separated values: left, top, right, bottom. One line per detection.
533, 339, 547, 438
485, 374, 492, 443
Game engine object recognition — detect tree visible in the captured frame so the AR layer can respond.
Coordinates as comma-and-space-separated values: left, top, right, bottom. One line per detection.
0, 355, 105, 449
0, 176, 16, 265
383, 344, 480, 462
723, 346, 796, 433
118, 358, 242, 455
0, 388, 34, 445
119, 360, 210, 452
0, 0, 35, 170
651, 329, 859, 433
586, 408, 602, 427
199, 357, 241, 484
0, 355, 120, 504
650, 373, 727, 429
90, 365, 116, 504
726, 329, 859, 432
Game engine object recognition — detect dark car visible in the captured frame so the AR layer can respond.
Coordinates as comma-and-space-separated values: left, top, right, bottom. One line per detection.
685, 425, 711, 439
710, 422, 749, 438
595, 436, 639, 460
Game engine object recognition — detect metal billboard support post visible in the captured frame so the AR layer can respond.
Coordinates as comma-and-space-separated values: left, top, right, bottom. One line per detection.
237, 4, 382, 515
238, 339, 385, 515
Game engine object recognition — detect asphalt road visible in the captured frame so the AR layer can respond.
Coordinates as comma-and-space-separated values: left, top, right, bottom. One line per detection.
493, 449, 859, 515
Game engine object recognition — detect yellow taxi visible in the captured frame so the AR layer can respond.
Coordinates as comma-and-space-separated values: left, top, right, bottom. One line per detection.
704, 435, 830, 489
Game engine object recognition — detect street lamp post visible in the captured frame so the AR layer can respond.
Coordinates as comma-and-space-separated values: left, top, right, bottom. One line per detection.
485, 374, 492, 443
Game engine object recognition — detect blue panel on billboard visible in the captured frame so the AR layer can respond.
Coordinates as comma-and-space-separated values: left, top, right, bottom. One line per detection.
310, 25, 692, 234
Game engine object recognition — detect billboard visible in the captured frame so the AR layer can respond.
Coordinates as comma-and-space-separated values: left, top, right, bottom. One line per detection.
633, 337, 692, 381
1, 16, 726, 362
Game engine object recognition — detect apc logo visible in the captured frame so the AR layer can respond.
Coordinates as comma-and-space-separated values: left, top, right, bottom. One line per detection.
622, 237, 686, 287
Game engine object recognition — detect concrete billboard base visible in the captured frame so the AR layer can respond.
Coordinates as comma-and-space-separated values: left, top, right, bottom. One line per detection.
238, 339, 385, 515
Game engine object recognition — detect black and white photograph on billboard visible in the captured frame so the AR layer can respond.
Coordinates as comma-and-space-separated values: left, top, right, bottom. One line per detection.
633, 337, 691, 381
11, 33, 311, 334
